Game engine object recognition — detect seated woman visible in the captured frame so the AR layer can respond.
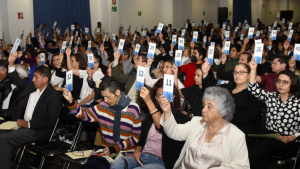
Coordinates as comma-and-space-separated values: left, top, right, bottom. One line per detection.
50, 53, 67, 92
248, 58, 300, 168
160, 86, 250, 168
63, 77, 141, 163
175, 62, 217, 117
111, 79, 190, 169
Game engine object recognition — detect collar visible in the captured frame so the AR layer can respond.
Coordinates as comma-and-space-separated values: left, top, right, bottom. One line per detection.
200, 119, 230, 136
37, 85, 47, 95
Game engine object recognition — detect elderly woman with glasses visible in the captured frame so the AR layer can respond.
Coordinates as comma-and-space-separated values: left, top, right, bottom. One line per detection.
159, 86, 250, 168
248, 57, 300, 168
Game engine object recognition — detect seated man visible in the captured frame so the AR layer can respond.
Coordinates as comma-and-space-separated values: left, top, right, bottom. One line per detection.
0, 52, 61, 169
63, 77, 141, 158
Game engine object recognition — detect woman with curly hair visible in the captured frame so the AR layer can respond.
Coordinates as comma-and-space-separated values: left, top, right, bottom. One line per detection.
111, 79, 190, 169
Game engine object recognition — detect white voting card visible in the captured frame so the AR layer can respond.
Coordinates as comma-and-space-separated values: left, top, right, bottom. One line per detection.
172, 35, 177, 45
118, 39, 125, 54
163, 74, 174, 102
10, 38, 21, 54
143, 31, 146, 38
256, 31, 260, 38
77, 37, 80, 46
217, 80, 229, 85
88, 53, 94, 68
248, 27, 254, 39
40, 53, 45, 65
181, 29, 185, 38
268, 26, 272, 33
144, 24, 147, 30
282, 18, 285, 25
271, 30, 277, 41
211, 42, 215, 47
133, 34, 136, 43
288, 23, 293, 31
125, 31, 128, 38
224, 41, 230, 55
53, 21, 57, 28
185, 23, 188, 29
61, 41, 67, 53
178, 37, 184, 51
97, 28, 100, 34
88, 41, 91, 51
147, 43, 156, 59
273, 21, 277, 29
71, 25, 75, 32
157, 23, 164, 33
207, 46, 214, 65
193, 31, 198, 42
192, 22, 195, 27
69, 36, 73, 48
85, 28, 89, 34
175, 50, 182, 67
254, 43, 264, 64
234, 27, 239, 33
222, 22, 226, 29
255, 39, 262, 45
294, 44, 300, 61
225, 31, 230, 40
277, 13, 280, 19
288, 30, 293, 42
66, 70, 73, 91
134, 44, 141, 55
227, 26, 230, 31
75, 31, 78, 37
136, 66, 145, 90
203, 36, 207, 45
155, 31, 157, 37
113, 34, 116, 43
238, 22, 241, 27
245, 24, 249, 30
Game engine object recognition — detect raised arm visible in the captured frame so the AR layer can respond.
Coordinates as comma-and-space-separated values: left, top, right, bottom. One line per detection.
144, 58, 159, 88
111, 50, 130, 84
65, 47, 80, 76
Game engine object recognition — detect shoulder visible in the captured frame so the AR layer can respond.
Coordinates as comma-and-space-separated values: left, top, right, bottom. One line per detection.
228, 123, 245, 139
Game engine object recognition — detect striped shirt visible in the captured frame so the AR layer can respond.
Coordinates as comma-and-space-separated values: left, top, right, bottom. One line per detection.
68, 100, 141, 155
77, 69, 104, 105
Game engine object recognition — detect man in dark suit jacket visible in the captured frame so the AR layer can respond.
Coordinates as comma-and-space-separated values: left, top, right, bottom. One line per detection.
0, 52, 61, 169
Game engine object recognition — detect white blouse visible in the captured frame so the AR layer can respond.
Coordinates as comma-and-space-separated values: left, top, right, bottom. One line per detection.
51, 68, 67, 87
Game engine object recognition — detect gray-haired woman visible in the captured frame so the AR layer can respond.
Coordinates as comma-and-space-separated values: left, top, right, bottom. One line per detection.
159, 86, 250, 169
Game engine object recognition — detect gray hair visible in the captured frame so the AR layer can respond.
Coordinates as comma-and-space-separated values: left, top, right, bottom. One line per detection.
15, 64, 29, 79
203, 86, 235, 121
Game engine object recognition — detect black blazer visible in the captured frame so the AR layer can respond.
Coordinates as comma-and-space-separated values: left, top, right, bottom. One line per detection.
0, 76, 12, 107
7, 70, 61, 145
137, 110, 189, 169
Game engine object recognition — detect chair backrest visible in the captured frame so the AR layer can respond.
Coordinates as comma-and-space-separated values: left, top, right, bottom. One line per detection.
69, 121, 83, 151
49, 118, 60, 142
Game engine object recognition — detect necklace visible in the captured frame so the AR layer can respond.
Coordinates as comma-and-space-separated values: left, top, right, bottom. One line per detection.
207, 120, 224, 135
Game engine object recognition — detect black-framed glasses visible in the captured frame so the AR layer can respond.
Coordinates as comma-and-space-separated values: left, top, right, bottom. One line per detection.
276, 79, 290, 85
233, 71, 248, 76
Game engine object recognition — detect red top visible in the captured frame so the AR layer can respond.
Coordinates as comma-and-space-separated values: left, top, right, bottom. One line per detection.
259, 73, 277, 92
179, 61, 213, 88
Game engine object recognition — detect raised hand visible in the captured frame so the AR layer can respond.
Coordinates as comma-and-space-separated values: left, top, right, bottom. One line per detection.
66, 47, 71, 56
113, 48, 121, 62
172, 63, 178, 75
202, 62, 210, 77
147, 57, 154, 67
221, 53, 227, 64
140, 87, 151, 103
249, 55, 258, 70
158, 95, 171, 114
8, 51, 18, 67
62, 86, 73, 103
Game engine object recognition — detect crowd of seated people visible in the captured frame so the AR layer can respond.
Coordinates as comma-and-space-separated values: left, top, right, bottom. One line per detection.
0, 16, 299, 169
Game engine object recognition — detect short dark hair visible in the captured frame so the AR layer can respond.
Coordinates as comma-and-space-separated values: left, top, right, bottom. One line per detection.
230, 44, 242, 53
47, 40, 56, 46
91, 47, 102, 67
275, 70, 300, 99
194, 47, 206, 59
99, 77, 120, 93
138, 54, 147, 63
74, 22, 79, 27
0, 60, 8, 71
241, 52, 252, 63
35, 65, 51, 82
163, 56, 175, 65
123, 47, 130, 57
274, 54, 289, 69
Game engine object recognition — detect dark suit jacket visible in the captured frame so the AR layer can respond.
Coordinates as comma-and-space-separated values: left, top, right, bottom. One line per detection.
7, 70, 61, 145
0, 76, 12, 107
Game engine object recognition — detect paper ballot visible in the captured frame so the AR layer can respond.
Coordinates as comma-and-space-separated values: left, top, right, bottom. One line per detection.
0, 121, 21, 130
238, 22, 241, 27
178, 37, 184, 51
125, 31, 128, 38
193, 31, 198, 42
217, 80, 229, 85
69, 36, 73, 48
172, 35, 177, 45
248, 27, 254, 39
222, 22, 226, 29
77, 37, 80, 47
211, 42, 215, 47
147, 43, 156, 59
53, 21, 57, 28
203, 36, 207, 45
40, 53, 45, 65
254, 43, 264, 64
134, 44, 141, 55
225, 31, 229, 41
282, 18, 285, 25
181, 29, 185, 38
175, 50, 182, 67
288, 23, 293, 31
66, 70, 73, 91
136, 66, 145, 90
273, 22, 277, 29
245, 24, 249, 30
133, 34, 136, 43
256, 31, 260, 38
255, 39, 262, 45
144, 24, 147, 30
88, 53, 94, 68
71, 25, 75, 32
11, 38, 21, 55
61, 41, 67, 53
234, 27, 239, 34
207, 46, 214, 65
88, 41, 91, 51
75, 31, 78, 37
157, 23, 164, 33
288, 30, 293, 42
268, 26, 272, 33
85, 28, 89, 34
294, 44, 300, 61
224, 41, 230, 55
118, 39, 125, 54
185, 23, 188, 29
163, 74, 174, 102
192, 22, 195, 27
112, 34, 116, 43
155, 31, 157, 37
143, 31, 146, 38
277, 13, 280, 19
271, 30, 277, 41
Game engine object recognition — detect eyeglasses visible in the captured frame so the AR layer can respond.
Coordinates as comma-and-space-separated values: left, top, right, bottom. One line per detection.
162, 66, 172, 69
276, 79, 290, 85
233, 71, 248, 76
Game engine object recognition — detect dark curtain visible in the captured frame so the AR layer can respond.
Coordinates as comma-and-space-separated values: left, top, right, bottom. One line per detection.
33, 0, 91, 39
233, 0, 252, 26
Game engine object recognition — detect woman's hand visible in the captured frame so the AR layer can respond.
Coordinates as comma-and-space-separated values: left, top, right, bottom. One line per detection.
147, 57, 153, 67
140, 87, 151, 103
133, 149, 143, 167
249, 56, 258, 70
202, 62, 210, 77
66, 47, 71, 56
62, 86, 73, 103
99, 147, 111, 156
158, 95, 171, 115
276, 135, 295, 144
